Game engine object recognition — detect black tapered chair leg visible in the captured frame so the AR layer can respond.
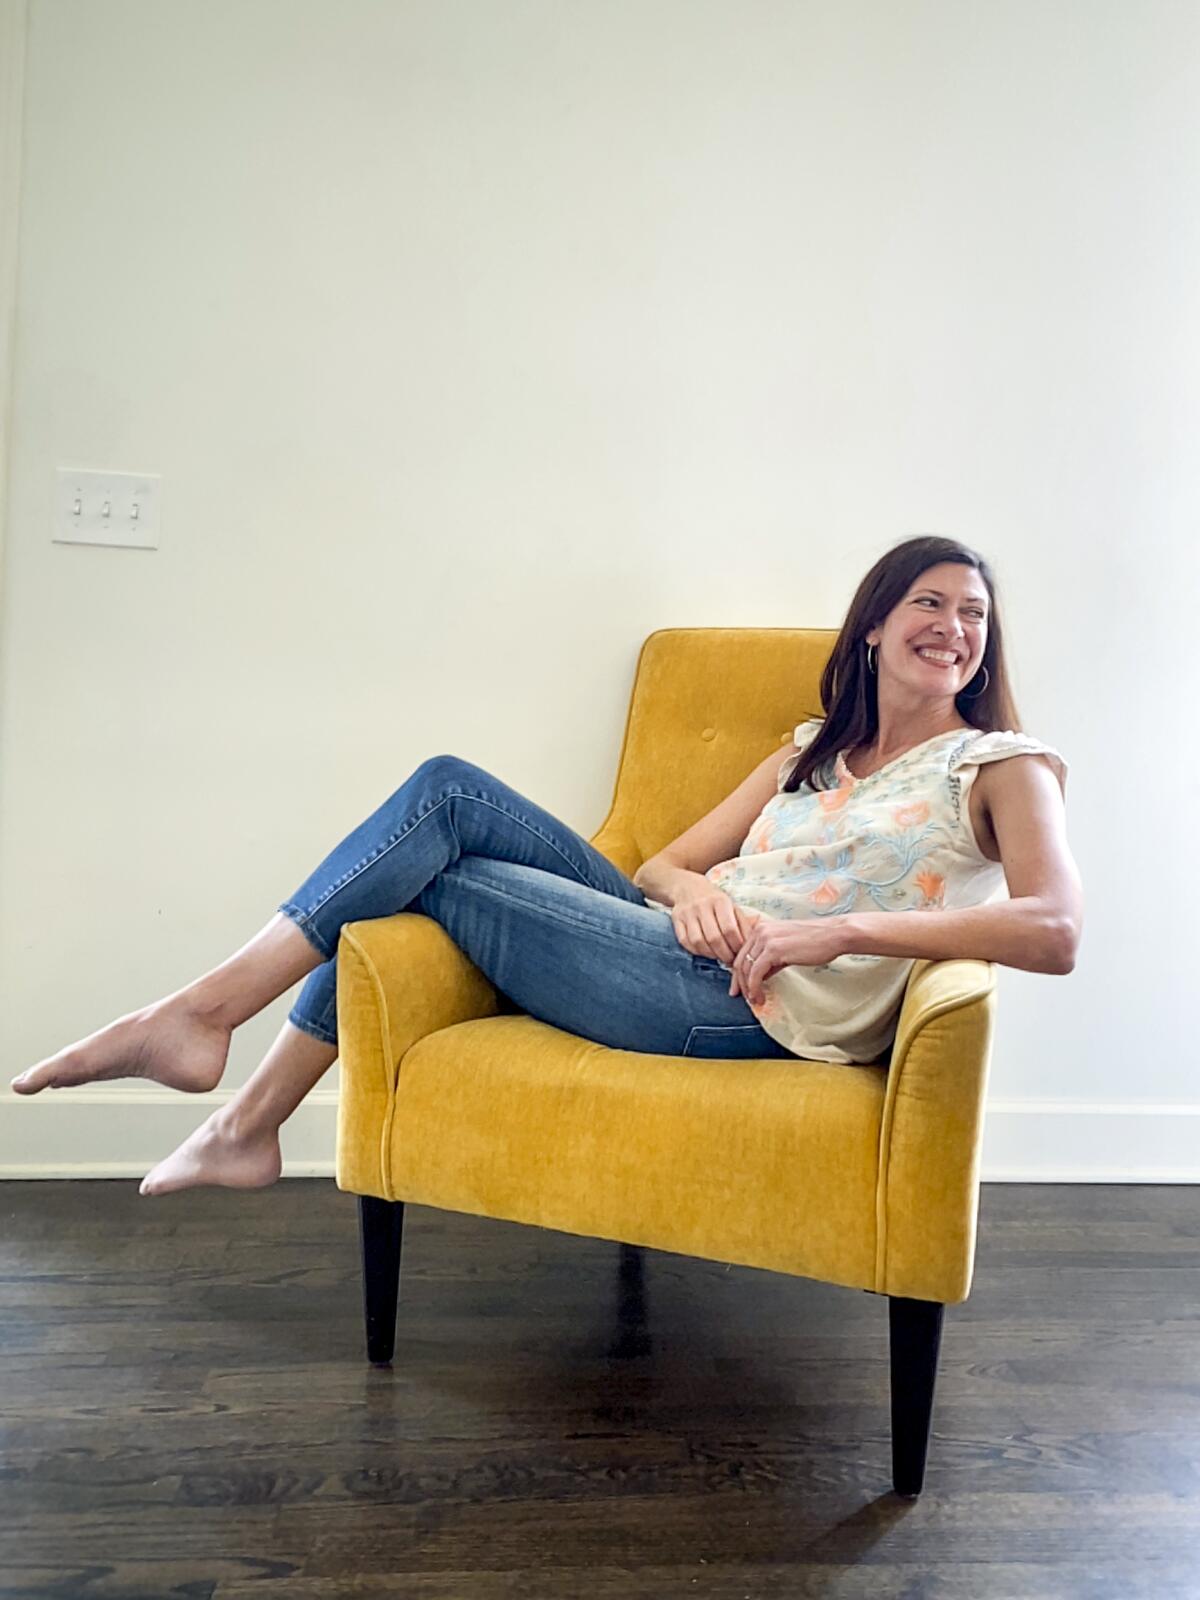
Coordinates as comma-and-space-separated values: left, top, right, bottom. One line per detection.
359, 1195, 406, 1365
888, 1294, 945, 1497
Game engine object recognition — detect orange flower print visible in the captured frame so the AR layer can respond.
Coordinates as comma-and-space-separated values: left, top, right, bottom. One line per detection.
819, 784, 852, 814
745, 819, 773, 854
893, 801, 931, 827
751, 989, 784, 1023
810, 879, 842, 908
914, 869, 944, 907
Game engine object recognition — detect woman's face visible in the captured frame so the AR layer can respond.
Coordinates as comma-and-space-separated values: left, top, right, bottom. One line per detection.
867, 562, 990, 701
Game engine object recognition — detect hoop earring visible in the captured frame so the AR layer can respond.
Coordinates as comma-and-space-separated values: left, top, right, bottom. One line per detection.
959, 665, 990, 700
866, 642, 877, 675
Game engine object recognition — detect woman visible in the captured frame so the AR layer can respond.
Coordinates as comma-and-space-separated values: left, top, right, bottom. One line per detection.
11, 535, 1082, 1195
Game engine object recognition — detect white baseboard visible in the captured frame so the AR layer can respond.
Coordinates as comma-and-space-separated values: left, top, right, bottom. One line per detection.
0, 1086, 340, 1179
2, 1089, 1199, 1183
980, 1098, 1200, 1183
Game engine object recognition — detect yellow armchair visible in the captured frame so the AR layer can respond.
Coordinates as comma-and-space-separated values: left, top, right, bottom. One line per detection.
334, 628, 997, 1498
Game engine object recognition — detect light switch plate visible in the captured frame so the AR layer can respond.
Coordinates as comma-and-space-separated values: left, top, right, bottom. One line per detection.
54, 468, 161, 549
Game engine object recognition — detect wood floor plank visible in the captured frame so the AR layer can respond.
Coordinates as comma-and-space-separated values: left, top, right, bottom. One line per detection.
211, 1564, 1200, 1600
2, 1179, 1198, 1600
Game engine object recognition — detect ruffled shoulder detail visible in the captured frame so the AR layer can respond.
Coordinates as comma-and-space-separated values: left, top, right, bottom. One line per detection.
950, 730, 1067, 796
792, 717, 825, 752
777, 718, 826, 792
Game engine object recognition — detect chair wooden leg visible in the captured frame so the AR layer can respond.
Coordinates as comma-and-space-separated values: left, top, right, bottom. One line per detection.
888, 1294, 945, 1497
359, 1195, 405, 1366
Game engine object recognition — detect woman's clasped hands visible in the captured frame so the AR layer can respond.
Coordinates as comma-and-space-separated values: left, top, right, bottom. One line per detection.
669, 880, 847, 1004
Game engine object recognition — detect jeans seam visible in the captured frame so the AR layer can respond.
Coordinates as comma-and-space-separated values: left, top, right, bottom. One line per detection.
424, 868, 678, 955
683, 1023, 777, 1056
293, 788, 615, 933
288, 1006, 338, 1046
687, 1024, 765, 1035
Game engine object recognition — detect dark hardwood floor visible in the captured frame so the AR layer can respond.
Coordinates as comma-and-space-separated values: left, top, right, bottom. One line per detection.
1, 1180, 1198, 1599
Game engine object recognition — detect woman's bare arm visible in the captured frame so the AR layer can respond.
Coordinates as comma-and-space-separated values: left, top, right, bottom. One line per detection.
836, 754, 1083, 973
633, 742, 799, 904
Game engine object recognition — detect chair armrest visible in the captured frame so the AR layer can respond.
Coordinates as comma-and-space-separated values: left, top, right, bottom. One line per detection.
334, 913, 501, 1197
875, 957, 998, 1304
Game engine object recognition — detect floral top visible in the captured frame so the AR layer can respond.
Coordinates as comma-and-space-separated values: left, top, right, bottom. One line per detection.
653, 719, 1068, 1066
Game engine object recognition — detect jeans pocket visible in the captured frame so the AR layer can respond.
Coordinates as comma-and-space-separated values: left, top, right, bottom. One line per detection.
689, 954, 731, 976
682, 1024, 777, 1059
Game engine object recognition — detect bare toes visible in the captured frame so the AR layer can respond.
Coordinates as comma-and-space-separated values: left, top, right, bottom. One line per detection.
12, 1057, 79, 1094
139, 1122, 282, 1196
11, 1006, 231, 1098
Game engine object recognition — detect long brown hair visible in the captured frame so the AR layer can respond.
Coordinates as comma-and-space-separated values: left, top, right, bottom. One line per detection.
782, 535, 1022, 793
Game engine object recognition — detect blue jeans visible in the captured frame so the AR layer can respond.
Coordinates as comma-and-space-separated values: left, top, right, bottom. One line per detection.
277, 755, 795, 1060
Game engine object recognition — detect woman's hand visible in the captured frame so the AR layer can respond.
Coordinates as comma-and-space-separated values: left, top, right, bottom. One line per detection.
669, 880, 761, 966
728, 914, 849, 1004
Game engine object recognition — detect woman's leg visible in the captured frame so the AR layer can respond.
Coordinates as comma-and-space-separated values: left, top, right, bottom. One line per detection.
140, 854, 789, 1196
138, 1019, 336, 1195
410, 855, 790, 1057
86, 751, 665, 1190
10, 913, 326, 1096
275, 752, 647, 966
12, 754, 641, 1097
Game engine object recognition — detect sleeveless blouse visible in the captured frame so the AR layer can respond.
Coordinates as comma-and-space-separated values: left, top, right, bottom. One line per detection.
648, 720, 1068, 1066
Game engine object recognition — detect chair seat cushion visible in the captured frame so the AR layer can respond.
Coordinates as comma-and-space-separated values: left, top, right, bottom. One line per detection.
380, 1013, 887, 1292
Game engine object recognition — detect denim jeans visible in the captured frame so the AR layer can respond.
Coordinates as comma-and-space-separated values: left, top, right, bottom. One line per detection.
277, 755, 795, 1061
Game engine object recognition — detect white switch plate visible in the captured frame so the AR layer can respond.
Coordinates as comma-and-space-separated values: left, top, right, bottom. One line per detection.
54, 468, 161, 549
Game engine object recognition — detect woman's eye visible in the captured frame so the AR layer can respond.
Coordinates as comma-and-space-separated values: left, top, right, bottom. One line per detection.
914, 596, 986, 620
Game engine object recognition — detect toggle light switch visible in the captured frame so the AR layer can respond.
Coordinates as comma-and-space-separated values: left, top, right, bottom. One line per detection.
54, 468, 161, 549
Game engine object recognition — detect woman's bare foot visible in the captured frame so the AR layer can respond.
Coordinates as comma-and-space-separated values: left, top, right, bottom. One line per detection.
139, 1107, 283, 1196
10, 996, 233, 1096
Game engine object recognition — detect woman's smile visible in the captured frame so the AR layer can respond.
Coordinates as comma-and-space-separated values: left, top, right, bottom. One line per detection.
913, 646, 961, 669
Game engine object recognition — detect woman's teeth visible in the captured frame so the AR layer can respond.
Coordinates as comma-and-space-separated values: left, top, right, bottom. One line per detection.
916, 648, 958, 666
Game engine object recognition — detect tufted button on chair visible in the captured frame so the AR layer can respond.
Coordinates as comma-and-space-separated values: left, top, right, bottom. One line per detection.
334, 628, 997, 1498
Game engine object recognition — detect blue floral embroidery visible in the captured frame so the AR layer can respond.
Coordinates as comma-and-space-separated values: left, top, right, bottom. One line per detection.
711, 728, 1008, 919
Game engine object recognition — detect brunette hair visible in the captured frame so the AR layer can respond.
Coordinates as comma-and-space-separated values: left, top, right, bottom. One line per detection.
782, 535, 1022, 793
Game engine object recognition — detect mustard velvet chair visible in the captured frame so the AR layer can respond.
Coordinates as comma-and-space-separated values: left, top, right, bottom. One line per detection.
333, 628, 997, 1499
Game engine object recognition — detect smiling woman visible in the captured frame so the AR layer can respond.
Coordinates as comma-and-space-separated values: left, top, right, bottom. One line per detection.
781, 537, 1020, 797
11, 535, 1081, 1198
636, 535, 1082, 1063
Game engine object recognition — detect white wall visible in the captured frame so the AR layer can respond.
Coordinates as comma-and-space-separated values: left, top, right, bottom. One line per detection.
0, 0, 25, 617
2, 0, 1197, 1180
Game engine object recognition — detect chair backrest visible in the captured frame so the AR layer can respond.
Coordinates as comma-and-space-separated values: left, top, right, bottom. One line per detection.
589, 627, 839, 877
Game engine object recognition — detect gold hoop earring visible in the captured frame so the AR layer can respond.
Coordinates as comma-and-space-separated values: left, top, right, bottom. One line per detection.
959, 665, 990, 700
866, 643, 877, 675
